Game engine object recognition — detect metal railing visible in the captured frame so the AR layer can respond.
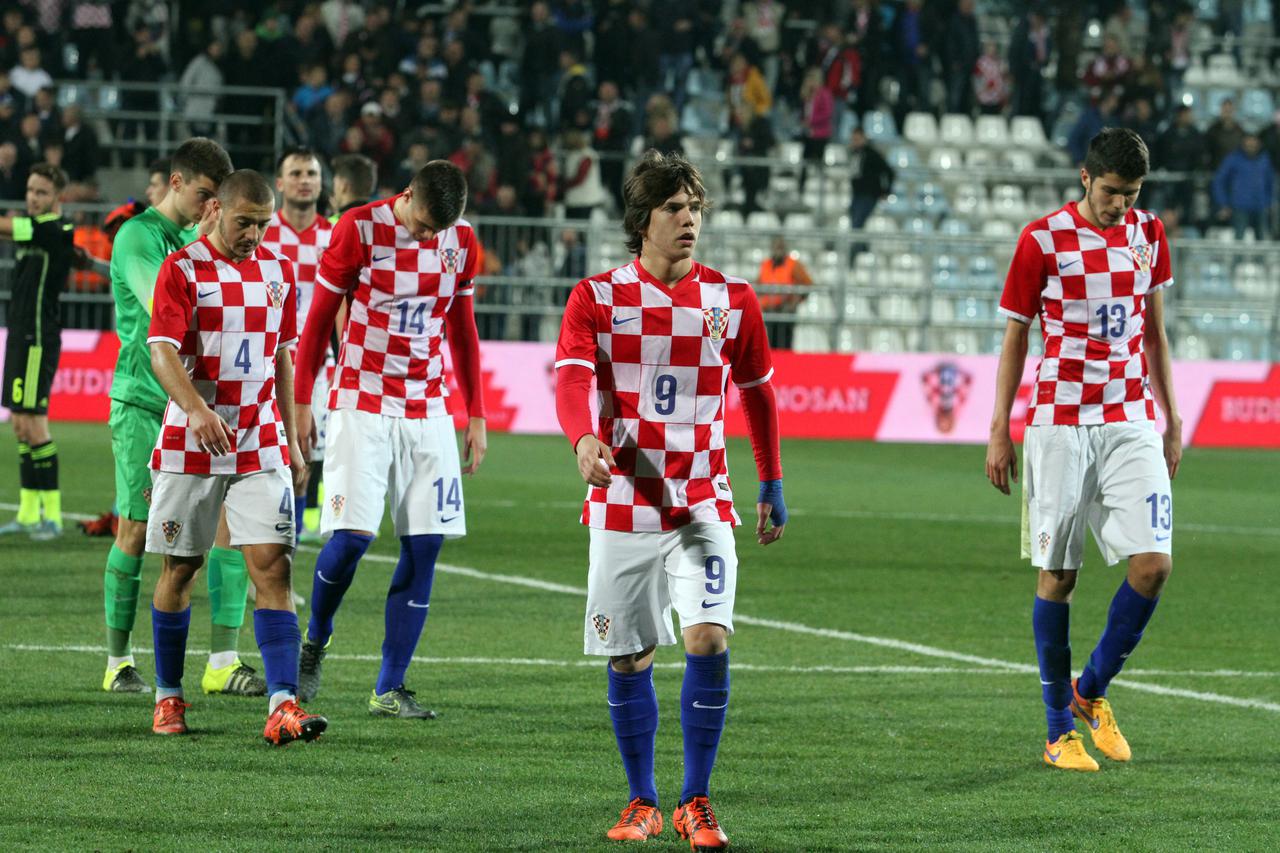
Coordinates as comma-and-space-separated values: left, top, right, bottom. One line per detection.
1, 213, 1274, 362
53, 79, 287, 169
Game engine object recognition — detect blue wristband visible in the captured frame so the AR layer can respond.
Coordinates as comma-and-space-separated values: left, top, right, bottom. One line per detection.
757, 479, 787, 526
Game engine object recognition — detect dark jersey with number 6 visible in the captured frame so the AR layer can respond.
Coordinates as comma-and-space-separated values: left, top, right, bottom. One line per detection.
5, 213, 76, 341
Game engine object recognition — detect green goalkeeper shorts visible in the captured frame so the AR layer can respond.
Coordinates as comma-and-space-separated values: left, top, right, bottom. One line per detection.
110, 400, 162, 522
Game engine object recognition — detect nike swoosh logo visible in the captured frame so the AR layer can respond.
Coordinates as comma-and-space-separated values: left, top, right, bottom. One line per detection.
607, 700, 626, 707
441, 516, 459, 523
692, 701, 728, 710
198, 290, 217, 298
612, 316, 637, 326
1058, 259, 1080, 271
373, 254, 392, 263
1155, 534, 1170, 542
317, 571, 338, 585
1039, 680, 1054, 686
275, 522, 293, 532
701, 601, 724, 609
1045, 747, 1061, 763
408, 601, 430, 609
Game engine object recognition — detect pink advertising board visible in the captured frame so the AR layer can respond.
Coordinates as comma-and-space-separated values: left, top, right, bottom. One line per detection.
6, 333, 1279, 449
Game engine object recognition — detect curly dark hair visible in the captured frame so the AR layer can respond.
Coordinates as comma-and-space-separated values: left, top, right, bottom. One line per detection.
622, 150, 710, 256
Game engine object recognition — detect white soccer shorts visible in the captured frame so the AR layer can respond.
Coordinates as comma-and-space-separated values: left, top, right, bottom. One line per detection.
584, 522, 737, 656
1023, 422, 1173, 570
321, 408, 466, 539
146, 467, 295, 557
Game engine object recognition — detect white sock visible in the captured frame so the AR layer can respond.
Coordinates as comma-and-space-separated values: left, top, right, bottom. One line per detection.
156, 687, 182, 703
207, 650, 238, 670
269, 690, 295, 714
107, 655, 135, 670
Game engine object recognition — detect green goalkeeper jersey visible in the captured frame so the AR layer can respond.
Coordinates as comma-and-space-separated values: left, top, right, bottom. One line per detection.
109, 207, 198, 414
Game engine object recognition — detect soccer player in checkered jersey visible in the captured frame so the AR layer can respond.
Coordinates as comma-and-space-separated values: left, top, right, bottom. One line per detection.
261, 146, 333, 540
145, 170, 326, 744
555, 151, 786, 848
292, 160, 486, 719
986, 128, 1183, 772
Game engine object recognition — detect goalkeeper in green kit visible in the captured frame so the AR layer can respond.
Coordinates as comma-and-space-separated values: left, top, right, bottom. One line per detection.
102, 138, 263, 696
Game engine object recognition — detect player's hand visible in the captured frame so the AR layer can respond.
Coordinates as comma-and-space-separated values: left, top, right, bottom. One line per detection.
755, 503, 786, 545
985, 430, 1018, 494
462, 417, 487, 474
756, 479, 787, 546
289, 444, 309, 492
1164, 415, 1183, 480
295, 406, 316, 461
198, 198, 220, 236
575, 435, 615, 488
190, 404, 234, 456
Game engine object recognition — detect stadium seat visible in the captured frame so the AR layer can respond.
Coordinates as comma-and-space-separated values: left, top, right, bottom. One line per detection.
1010, 116, 1049, 150
965, 149, 995, 168
823, 142, 848, 166
974, 115, 1009, 147
714, 209, 743, 230
1206, 53, 1243, 86
931, 296, 956, 322
939, 113, 975, 147
746, 211, 777, 228
928, 147, 962, 172
785, 211, 814, 230
861, 109, 898, 141
778, 141, 804, 166
1240, 89, 1275, 126
864, 214, 900, 234
1205, 87, 1236, 118
1001, 150, 1036, 172
903, 112, 939, 145
888, 145, 919, 170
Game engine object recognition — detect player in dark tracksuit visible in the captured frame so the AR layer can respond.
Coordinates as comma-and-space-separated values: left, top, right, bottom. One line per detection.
0, 163, 75, 538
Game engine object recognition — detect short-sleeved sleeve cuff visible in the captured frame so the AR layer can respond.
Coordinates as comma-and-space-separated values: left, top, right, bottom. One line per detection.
733, 367, 774, 389
1150, 278, 1174, 293
998, 306, 1033, 324
554, 358, 595, 371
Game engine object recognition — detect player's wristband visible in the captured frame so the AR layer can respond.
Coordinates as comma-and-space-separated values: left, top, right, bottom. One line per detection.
757, 479, 787, 526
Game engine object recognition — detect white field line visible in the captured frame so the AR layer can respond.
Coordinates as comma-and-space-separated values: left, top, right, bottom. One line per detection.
5, 643, 1275, 681
4, 506, 1276, 713
458, 499, 1280, 538
1, 501, 1275, 537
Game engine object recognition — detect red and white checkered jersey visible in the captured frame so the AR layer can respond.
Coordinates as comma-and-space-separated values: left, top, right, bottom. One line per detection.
555, 260, 773, 532
999, 202, 1173, 426
262, 211, 332, 342
147, 237, 298, 475
315, 194, 478, 418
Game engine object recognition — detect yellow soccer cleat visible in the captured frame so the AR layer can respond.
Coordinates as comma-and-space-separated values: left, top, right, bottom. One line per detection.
1043, 731, 1099, 772
202, 659, 267, 696
103, 661, 150, 693
1071, 679, 1132, 761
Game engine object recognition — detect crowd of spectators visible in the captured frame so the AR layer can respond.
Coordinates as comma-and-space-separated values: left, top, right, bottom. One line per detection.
0, 1, 1278, 240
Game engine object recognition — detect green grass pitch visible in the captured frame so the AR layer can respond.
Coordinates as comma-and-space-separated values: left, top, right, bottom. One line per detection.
0, 424, 1277, 851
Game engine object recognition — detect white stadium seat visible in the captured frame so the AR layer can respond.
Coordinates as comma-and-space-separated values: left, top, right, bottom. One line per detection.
939, 113, 975, 147
974, 115, 1009, 147
902, 112, 939, 145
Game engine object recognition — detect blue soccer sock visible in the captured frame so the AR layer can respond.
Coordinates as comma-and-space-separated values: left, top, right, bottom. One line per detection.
608, 663, 660, 806
680, 650, 730, 803
1033, 596, 1074, 741
375, 534, 443, 694
307, 530, 373, 645
1078, 580, 1160, 700
254, 609, 301, 705
152, 605, 191, 694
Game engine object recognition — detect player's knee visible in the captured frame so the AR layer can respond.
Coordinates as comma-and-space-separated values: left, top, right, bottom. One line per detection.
683, 623, 728, 656
1129, 553, 1172, 597
116, 519, 147, 555
162, 556, 203, 587
1036, 569, 1077, 602
610, 646, 656, 673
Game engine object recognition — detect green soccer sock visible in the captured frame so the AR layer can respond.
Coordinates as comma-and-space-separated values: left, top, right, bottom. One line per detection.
16, 443, 39, 525
104, 545, 144, 657
30, 441, 59, 525
207, 546, 248, 657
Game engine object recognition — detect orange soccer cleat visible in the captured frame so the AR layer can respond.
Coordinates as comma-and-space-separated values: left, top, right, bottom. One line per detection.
262, 699, 328, 746
606, 797, 663, 841
152, 696, 190, 735
673, 796, 729, 851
